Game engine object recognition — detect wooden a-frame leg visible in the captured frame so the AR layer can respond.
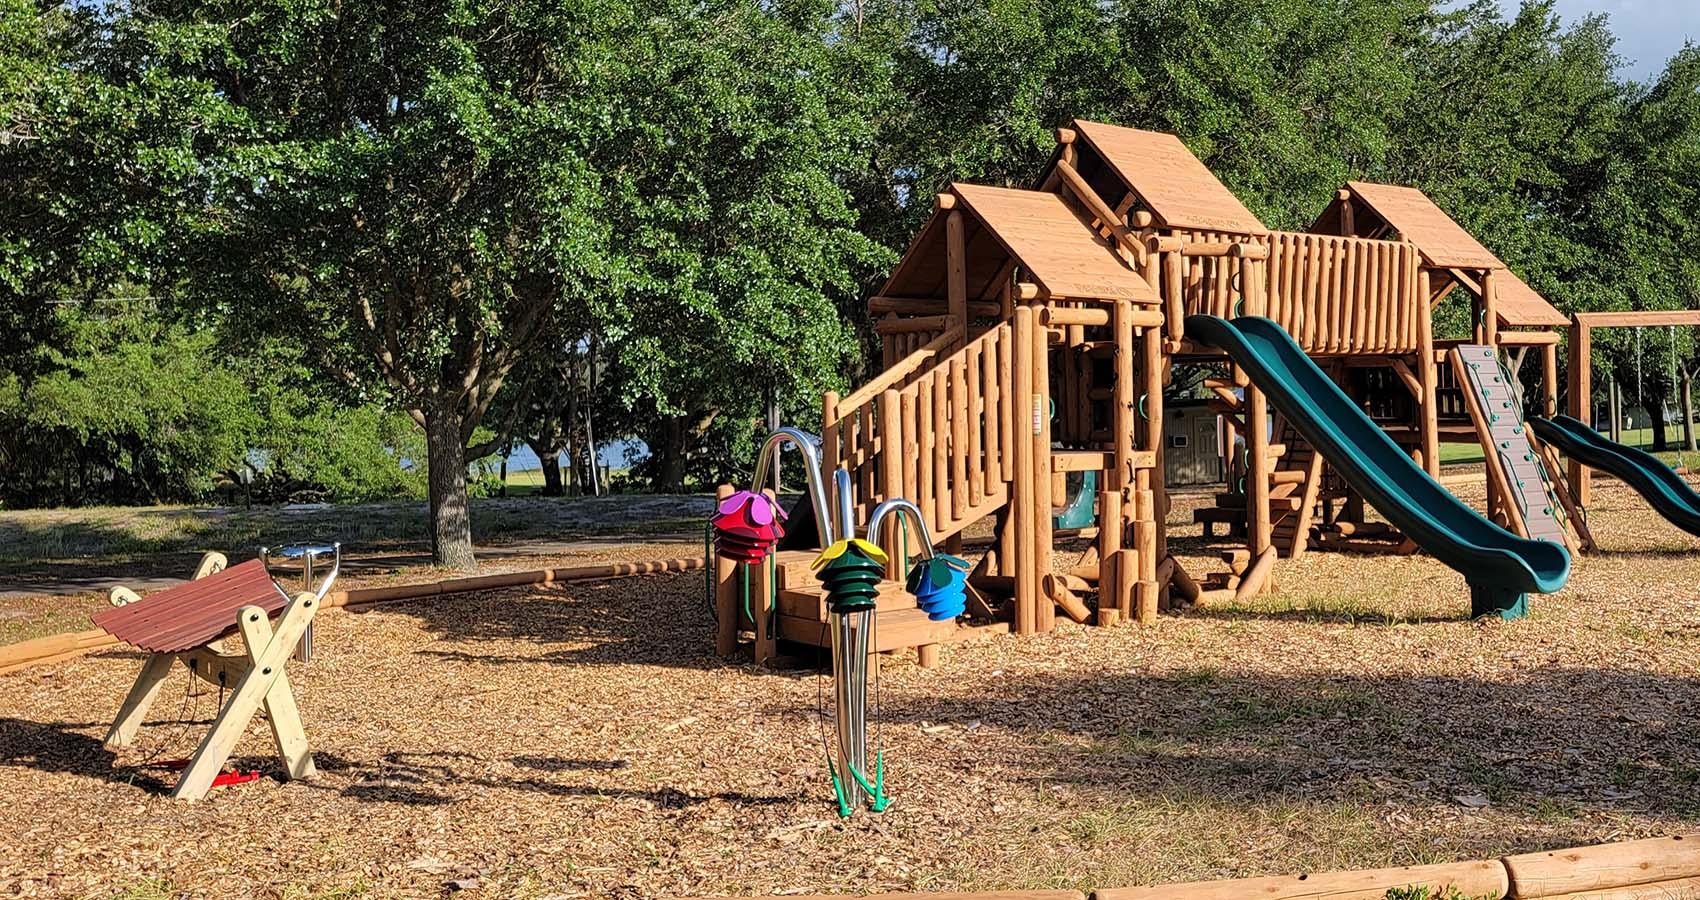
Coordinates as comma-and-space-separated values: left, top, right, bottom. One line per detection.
104, 653, 178, 749
172, 594, 319, 801
237, 607, 315, 780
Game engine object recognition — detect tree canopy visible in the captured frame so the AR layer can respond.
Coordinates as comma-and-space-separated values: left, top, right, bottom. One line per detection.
5, 0, 1700, 536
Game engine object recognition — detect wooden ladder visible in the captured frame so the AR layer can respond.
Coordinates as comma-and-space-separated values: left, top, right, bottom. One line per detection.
1267, 417, 1326, 559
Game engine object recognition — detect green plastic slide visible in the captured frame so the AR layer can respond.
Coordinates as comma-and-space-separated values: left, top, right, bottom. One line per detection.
1528, 414, 1700, 539
1187, 315, 1570, 618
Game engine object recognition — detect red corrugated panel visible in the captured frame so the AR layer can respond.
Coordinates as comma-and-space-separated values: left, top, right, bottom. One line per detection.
91, 560, 291, 653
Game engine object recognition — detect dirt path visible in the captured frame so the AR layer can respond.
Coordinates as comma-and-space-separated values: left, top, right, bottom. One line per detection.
0, 534, 702, 602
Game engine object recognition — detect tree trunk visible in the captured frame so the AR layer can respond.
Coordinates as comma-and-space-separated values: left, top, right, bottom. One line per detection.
1609, 378, 1622, 442
531, 439, 564, 496
425, 408, 477, 570
655, 415, 689, 492
1684, 367, 1696, 452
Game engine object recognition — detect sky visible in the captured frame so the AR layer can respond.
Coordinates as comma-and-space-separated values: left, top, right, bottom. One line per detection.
1504, 0, 1698, 82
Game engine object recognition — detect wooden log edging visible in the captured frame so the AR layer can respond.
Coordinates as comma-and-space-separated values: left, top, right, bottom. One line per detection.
669, 835, 1700, 900
1094, 835, 1700, 900
1094, 860, 1508, 900
1502, 835, 1700, 899
677, 893, 1084, 900
0, 556, 706, 675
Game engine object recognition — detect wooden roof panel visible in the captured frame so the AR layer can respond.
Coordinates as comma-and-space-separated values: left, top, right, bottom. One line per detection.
1496, 270, 1569, 328
876, 211, 950, 300
950, 183, 1158, 303
1072, 120, 1268, 236
1343, 181, 1501, 269
91, 559, 288, 654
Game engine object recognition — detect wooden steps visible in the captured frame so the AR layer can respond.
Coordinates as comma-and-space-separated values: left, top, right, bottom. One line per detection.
768, 569, 979, 666
776, 579, 919, 623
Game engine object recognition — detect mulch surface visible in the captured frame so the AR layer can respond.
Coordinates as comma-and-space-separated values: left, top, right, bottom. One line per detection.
3, 483, 1700, 899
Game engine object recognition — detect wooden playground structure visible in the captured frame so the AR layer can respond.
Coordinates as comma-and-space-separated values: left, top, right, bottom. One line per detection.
701, 118, 1694, 665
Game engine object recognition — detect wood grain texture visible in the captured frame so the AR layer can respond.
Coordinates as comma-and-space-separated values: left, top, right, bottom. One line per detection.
1504, 835, 1700, 899
1071, 119, 1267, 235
1097, 860, 1509, 900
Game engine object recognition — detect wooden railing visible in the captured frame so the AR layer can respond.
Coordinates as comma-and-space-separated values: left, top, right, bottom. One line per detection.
823, 321, 1016, 540
873, 314, 959, 369
1170, 230, 1425, 354
1262, 232, 1423, 353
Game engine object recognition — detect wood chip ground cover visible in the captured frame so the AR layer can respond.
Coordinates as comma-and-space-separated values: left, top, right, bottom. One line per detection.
2, 482, 1699, 899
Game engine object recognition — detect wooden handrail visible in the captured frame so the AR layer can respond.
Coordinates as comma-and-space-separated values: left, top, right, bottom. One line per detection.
836, 329, 958, 414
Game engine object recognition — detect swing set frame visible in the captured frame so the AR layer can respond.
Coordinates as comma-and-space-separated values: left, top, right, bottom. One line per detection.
1567, 310, 1700, 505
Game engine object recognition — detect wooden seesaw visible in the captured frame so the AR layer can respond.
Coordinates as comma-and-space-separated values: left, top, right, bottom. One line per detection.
92, 547, 341, 801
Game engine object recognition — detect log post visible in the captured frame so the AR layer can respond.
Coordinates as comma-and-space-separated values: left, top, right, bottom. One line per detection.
879, 389, 905, 578
1011, 307, 1039, 634
1481, 267, 1500, 348
1141, 324, 1168, 587
1247, 385, 1272, 557
1133, 468, 1157, 624
1098, 490, 1123, 626
1417, 294, 1440, 477
1034, 307, 1056, 634
822, 391, 840, 510
946, 206, 969, 346
1569, 317, 1592, 505
714, 484, 739, 657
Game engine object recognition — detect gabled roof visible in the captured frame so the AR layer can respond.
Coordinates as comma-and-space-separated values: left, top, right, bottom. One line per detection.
1067, 120, 1268, 236
878, 183, 1158, 304
1325, 181, 1500, 269
1322, 180, 1567, 328
1495, 271, 1571, 328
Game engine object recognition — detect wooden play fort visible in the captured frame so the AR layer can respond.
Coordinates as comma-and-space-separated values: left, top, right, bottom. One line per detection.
713, 118, 1670, 665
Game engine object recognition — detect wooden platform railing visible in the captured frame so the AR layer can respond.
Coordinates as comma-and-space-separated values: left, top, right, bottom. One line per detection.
824, 321, 1016, 542
875, 315, 959, 369
1262, 232, 1424, 354
1169, 230, 1424, 355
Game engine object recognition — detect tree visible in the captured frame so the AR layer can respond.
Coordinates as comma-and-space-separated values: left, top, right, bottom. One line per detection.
0, 0, 240, 375
565, 1, 893, 491
131, 0, 635, 567
0, 309, 258, 506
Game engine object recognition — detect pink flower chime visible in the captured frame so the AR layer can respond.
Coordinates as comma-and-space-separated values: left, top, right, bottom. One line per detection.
711, 490, 787, 562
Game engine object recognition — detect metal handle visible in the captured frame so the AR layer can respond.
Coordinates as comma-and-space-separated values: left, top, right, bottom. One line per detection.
750, 427, 835, 547
864, 498, 938, 560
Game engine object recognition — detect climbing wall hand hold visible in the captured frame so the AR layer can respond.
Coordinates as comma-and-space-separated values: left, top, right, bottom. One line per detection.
905, 553, 971, 621
712, 490, 787, 563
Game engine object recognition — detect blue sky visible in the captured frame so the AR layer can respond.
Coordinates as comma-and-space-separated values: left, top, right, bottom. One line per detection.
1505, 0, 1697, 81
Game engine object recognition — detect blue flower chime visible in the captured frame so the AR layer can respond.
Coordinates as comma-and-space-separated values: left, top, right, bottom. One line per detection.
905, 553, 970, 621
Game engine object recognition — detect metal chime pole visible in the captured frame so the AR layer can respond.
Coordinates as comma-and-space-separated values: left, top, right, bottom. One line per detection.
830, 469, 870, 810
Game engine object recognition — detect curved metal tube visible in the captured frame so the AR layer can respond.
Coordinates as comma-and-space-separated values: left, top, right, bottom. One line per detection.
864, 498, 937, 561
750, 427, 834, 547
833, 468, 855, 544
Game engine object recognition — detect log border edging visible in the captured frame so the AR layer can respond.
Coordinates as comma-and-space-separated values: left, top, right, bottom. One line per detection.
668, 835, 1700, 900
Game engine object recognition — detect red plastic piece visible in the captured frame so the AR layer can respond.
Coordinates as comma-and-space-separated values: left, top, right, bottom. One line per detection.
150, 758, 264, 788
712, 490, 786, 562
